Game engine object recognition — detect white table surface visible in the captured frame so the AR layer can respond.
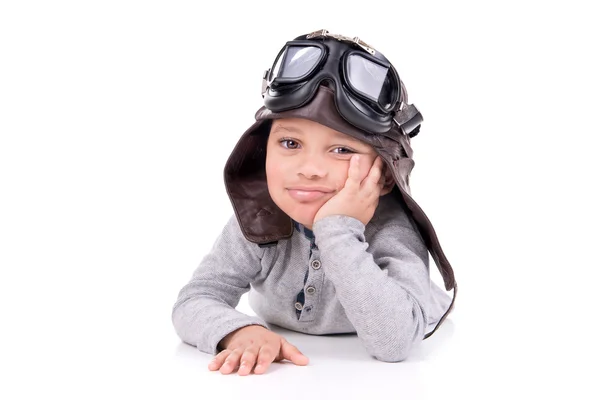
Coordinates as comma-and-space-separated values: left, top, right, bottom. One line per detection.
1, 285, 595, 400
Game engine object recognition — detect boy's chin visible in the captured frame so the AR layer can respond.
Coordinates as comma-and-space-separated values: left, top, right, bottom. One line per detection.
269, 194, 324, 229
281, 206, 319, 229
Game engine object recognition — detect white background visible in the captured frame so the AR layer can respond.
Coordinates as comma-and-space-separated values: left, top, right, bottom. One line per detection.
1, 1, 599, 399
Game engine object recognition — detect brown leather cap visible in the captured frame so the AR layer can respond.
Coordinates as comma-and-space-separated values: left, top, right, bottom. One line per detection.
223, 85, 456, 337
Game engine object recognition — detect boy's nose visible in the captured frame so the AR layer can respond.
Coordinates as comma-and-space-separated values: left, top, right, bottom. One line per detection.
296, 155, 328, 179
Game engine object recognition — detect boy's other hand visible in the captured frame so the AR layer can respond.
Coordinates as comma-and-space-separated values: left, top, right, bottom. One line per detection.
314, 155, 385, 226
208, 325, 309, 376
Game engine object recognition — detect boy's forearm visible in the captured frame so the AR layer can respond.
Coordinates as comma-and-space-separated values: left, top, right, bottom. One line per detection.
172, 296, 268, 354
313, 215, 429, 362
172, 215, 268, 355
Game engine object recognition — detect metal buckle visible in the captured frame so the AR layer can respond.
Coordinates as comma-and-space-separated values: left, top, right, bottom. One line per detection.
394, 104, 422, 138
305, 29, 376, 55
261, 68, 270, 96
306, 29, 328, 39
392, 117, 405, 134
392, 102, 405, 131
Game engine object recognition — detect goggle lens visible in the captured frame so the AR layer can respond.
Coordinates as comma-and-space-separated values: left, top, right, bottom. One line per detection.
346, 54, 396, 111
271, 45, 322, 80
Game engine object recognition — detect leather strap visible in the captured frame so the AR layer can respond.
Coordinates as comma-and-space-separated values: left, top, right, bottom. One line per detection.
424, 282, 457, 339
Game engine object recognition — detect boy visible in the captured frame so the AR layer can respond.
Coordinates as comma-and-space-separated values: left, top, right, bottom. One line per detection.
172, 29, 457, 375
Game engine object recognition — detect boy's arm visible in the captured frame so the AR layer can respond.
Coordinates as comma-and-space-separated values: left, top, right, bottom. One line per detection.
172, 215, 268, 355
312, 214, 434, 362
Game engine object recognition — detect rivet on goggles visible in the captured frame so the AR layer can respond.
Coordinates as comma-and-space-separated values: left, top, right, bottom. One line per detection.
261, 29, 423, 137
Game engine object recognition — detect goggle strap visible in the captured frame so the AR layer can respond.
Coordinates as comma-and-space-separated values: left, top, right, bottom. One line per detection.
394, 104, 423, 138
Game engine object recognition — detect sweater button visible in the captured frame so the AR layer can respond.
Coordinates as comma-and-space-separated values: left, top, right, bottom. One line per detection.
311, 260, 321, 270
306, 286, 316, 295
294, 302, 304, 311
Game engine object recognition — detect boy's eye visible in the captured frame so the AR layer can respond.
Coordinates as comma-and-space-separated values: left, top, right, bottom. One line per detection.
333, 147, 354, 154
280, 139, 299, 149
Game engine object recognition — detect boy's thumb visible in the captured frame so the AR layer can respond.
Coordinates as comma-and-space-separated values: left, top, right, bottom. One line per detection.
280, 339, 309, 366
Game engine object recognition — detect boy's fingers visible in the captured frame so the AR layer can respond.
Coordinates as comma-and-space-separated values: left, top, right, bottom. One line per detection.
345, 155, 362, 190
280, 340, 309, 366
219, 349, 242, 375
238, 348, 259, 376
364, 157, 383, 188
254, 346, 276, 375
208, 349, 231, 371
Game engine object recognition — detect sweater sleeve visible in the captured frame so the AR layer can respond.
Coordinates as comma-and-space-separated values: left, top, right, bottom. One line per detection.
171, 215, 268, 355
312, 214, 431, 362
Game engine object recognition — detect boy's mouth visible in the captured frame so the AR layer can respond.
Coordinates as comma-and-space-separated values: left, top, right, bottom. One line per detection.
286, 186, 333, 202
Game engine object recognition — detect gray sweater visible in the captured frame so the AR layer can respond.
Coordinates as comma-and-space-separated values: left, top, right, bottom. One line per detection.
172, 194, 451, 362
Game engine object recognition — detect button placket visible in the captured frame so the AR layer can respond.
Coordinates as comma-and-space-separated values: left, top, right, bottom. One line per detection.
298, 251, 324, 322
293, 221, 322, 320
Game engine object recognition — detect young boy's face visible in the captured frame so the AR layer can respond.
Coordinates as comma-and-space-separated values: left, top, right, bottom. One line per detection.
266, 117, 391, 229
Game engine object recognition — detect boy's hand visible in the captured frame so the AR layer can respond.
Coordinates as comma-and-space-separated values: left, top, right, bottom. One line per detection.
314, 155, 385, 226
208, 325, 309, 375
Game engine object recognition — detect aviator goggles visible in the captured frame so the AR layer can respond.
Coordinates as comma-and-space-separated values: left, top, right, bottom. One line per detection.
261, 29, 422, 137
